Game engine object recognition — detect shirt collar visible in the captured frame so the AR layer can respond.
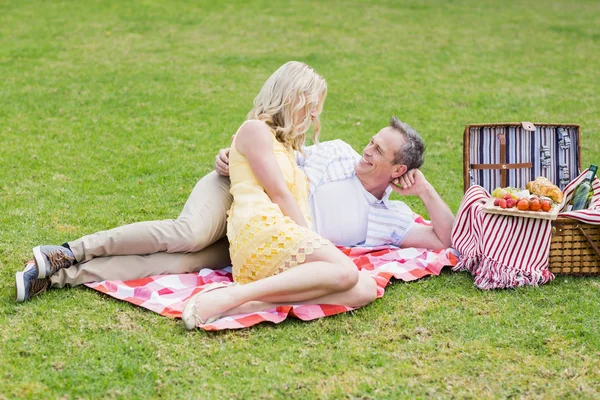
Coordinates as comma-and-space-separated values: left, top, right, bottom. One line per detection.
381, 186, 394, 207
354, 173, 393, 207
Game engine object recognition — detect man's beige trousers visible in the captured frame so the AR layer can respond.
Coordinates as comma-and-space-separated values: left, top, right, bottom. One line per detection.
50, 172, 232, 287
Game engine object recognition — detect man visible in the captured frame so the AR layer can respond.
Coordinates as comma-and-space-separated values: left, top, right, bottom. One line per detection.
16, 117, 454, 302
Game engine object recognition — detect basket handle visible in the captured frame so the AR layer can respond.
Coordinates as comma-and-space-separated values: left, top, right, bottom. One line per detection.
577, 225, 600, 260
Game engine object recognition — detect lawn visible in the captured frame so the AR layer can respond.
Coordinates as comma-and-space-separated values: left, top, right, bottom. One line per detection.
1, 0, 599, 398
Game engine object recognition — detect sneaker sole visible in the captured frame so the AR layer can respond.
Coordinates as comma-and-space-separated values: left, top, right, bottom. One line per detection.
32, 246, 48, 279
15, 271, 26, 302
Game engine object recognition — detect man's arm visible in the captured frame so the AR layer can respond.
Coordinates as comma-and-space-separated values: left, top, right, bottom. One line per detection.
392, 169, 454, 250
215, 148, 230, 176
215, 134, 237, 176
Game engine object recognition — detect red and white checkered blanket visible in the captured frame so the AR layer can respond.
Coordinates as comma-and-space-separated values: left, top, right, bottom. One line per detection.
85, 216, 459, 331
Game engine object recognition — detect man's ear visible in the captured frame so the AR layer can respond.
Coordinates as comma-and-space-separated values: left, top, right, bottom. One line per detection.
391, 164, 407, 179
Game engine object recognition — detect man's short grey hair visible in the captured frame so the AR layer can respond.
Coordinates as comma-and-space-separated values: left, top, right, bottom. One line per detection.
389, 116, 425, 170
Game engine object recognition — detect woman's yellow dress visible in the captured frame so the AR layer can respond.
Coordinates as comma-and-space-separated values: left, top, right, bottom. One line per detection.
227, 126, 329, 284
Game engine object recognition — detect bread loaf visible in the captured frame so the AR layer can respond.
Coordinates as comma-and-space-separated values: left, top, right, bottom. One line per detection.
526, 177, 564, 203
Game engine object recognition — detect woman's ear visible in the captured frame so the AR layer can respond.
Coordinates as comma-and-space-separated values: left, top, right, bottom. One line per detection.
391, 164, 407, 179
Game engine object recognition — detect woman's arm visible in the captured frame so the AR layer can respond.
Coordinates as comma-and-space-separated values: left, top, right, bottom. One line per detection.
235, 120, 308, 228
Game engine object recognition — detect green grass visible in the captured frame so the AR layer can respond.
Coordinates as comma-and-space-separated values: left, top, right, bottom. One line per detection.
1, 0, 600, 398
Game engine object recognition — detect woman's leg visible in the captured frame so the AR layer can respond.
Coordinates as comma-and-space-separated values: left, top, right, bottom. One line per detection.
67, 172, 232, 263
186, 245, 378, 323
219, 271, 377, 317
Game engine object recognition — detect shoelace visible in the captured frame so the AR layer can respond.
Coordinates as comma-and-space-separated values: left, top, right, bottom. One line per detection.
47, 250, 75, 272
30, 277, 49, 297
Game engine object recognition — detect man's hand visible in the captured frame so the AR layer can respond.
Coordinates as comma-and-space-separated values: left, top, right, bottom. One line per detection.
393, 169, 455, 249
391, 169, 431, 197
215, 148, 230, 177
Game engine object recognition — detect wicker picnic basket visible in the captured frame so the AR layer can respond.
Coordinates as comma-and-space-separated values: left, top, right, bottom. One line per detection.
463, 122, 600, 275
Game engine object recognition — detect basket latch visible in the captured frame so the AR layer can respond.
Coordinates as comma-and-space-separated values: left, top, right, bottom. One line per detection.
521, 121, 535, 131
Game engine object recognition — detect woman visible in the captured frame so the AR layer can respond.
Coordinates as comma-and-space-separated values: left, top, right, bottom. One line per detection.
182, 61, 377, 329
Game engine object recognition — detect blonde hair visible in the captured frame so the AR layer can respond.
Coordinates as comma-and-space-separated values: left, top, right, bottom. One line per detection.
246, 61, 327, 151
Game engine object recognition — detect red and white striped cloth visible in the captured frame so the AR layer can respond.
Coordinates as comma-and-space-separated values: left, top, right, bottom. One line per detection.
452, 169, 600, 289
84, 216, 459, 330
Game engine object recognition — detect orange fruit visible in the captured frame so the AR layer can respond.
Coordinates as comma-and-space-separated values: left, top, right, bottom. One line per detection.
530, 199, 541, 212
541, 200, 551, 212
517, 198, 530, 211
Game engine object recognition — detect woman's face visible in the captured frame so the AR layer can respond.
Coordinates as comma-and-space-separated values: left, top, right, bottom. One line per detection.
294, 92, 323, 128
293, 99, 319, 133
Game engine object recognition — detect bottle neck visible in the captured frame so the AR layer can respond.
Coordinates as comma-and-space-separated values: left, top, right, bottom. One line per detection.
584, 168, 597, 183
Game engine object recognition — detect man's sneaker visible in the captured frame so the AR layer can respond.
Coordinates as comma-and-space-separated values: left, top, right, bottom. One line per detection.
16, 261, 51, 302
33, 245, 76, 279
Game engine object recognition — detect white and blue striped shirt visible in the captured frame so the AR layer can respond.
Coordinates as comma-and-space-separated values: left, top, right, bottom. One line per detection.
297, 140, 414, 247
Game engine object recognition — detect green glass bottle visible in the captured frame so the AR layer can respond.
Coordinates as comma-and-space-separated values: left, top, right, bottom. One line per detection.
570, 164, 598, 210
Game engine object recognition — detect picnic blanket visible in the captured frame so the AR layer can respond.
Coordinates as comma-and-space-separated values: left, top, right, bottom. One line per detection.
85, 215, 459, 331
452, 169, 600, 290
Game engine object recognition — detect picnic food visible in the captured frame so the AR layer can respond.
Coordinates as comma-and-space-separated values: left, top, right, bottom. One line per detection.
491, 187, 531, 200
529, 198, 541, 211
517, 198, 530, 211
490, 183, 561, 214
525, 177, 564, 203
492, 187, 518, 200
494, 196, 515, 208
541, 200, 551, 212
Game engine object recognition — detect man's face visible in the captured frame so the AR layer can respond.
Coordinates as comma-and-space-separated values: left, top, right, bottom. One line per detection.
354, 127, 406, 185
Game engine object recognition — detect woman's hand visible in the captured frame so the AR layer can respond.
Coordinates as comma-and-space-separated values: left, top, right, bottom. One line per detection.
215, 148, 230, 176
